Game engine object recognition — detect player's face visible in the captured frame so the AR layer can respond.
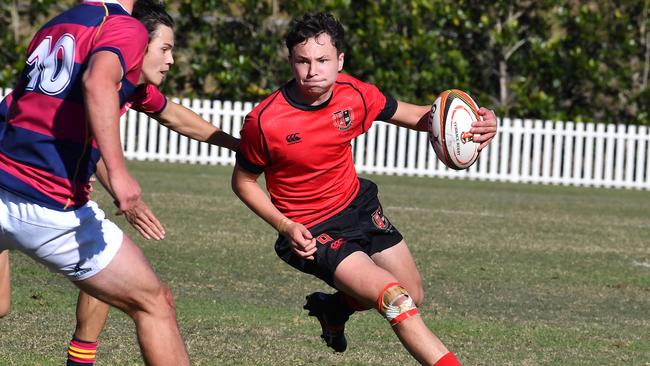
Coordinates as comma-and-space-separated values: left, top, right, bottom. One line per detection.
289, 33, 344, 105
140, 25, 175, 86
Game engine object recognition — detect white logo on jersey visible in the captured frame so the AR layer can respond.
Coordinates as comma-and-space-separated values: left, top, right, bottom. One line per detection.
26, 34, 76, 96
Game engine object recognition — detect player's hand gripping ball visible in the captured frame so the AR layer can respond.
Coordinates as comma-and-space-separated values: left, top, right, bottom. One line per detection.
428, 89, 480, 170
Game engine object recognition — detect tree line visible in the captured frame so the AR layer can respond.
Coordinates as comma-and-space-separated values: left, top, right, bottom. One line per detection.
1, 0, 648, 124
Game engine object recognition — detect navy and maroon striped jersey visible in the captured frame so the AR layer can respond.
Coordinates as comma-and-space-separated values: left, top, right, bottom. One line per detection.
238, 73, 397, 227
0, 0, 148, 210
0, 82, 167, 204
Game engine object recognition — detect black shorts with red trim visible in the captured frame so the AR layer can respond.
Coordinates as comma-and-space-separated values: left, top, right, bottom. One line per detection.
274, 178, 403, 288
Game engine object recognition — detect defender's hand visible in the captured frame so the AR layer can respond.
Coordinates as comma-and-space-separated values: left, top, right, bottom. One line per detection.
110, 171, 141, 213
117, 198, 165, 240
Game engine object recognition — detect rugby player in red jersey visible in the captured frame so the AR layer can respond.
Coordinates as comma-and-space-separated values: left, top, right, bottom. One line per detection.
233, 12, 497, 366
0, 1, 193, 364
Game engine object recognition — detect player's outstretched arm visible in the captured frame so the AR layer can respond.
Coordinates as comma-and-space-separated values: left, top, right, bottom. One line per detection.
390, 101, 498, 151
83, 51, 141, 213
388, 101, 431, 131
152, 101, 240, 151
95, 159, 165, 240
231, 164, 316, 259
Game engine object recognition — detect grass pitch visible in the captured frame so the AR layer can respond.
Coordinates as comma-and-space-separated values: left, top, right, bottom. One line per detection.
0, 161, 648, 365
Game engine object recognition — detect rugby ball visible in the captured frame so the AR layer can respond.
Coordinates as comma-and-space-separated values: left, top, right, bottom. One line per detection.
428, 89, 480, 170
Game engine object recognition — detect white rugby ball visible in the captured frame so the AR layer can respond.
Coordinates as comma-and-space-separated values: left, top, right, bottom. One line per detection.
428, 89, 480, 170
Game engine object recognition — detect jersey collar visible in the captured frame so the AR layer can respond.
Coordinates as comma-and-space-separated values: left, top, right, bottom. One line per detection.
281, 80, 334, 111
83, 0, 130, 14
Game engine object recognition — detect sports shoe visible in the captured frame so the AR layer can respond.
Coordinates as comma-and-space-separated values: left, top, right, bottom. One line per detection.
303, 292, 348, 352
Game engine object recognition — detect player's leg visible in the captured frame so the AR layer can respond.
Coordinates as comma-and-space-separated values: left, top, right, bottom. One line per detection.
0, 190, 188, 365
303, 289, 364, 352
334, 251, 459, 366
74, 234, 189, 366
74, 291, 110, 341
277, 229, 365, 353
370, 239, 424, 305
66, 291, 110, 366
0, 250, 10, 318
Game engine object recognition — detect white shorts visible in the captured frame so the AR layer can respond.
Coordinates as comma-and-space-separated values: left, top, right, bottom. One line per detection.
0, 187, 123, 281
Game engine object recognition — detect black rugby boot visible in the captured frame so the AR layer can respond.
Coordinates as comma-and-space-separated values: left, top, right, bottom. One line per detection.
303, 292, 350, 353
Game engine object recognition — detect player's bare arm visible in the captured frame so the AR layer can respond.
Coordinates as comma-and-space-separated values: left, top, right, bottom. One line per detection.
152, 101, 240, 151
388, 101, 431, 131
231, 164, 316, 259
83, 51, 141, 213
390, 101, 498, 151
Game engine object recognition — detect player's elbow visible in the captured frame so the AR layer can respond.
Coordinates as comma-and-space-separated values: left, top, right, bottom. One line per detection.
231, 170, 253, 203
231, 170, 244, 197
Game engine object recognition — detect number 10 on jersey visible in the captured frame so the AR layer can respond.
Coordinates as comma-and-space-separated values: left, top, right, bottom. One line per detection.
25, 34, 77, 96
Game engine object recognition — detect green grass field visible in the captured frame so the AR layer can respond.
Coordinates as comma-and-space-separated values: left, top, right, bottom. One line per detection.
1, 161, 648, 365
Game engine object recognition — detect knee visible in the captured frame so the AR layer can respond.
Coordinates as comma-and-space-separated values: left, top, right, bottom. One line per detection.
410, 286, 425, 307
128, 283, 176, 319
160, 285, 176, 312
147, 284, 176, 314
377, 283, 420, 326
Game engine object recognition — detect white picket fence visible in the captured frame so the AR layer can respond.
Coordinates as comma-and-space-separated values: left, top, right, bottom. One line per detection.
2, 89, 649, 190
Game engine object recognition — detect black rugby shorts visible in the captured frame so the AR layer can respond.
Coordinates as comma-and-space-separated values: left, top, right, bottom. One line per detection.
274, 178, 403, 288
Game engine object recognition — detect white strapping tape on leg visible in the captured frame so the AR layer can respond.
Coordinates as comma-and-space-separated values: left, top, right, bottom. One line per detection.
377, 282, 420, 326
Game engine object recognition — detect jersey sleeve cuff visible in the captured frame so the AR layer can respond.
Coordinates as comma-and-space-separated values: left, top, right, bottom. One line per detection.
236, 151, 265, 174
376, 94, 398, 121
152, 97, 168, 115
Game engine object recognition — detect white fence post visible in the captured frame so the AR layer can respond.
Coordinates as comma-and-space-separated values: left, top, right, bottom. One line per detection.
375, 122, 387, 174
209, 100, 223, 165
551, 121, 564, 185
636, 126, 648, 190
614, 124, 626, 188
499, 118, 512, 182
583, 123, 595, 186
572, 122, 585, 186
510, 119, 523, 182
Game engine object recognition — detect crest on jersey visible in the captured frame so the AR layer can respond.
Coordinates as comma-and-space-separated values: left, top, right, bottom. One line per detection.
332, 108, 354, 131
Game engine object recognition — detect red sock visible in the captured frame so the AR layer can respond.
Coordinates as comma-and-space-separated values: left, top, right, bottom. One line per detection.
434, 352, 462, 366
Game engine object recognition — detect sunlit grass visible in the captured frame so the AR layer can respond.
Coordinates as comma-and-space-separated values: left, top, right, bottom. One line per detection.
0, 161, 648, 365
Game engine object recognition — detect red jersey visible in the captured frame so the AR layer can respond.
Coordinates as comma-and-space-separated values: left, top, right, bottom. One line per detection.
238, 73, 397, 227
0, 1, 148, 210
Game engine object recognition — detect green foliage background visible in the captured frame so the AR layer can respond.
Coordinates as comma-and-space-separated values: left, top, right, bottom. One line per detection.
1, 0, 649, 124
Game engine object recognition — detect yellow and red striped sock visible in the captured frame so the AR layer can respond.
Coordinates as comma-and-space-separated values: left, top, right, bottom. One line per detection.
66, 337, 98, 366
